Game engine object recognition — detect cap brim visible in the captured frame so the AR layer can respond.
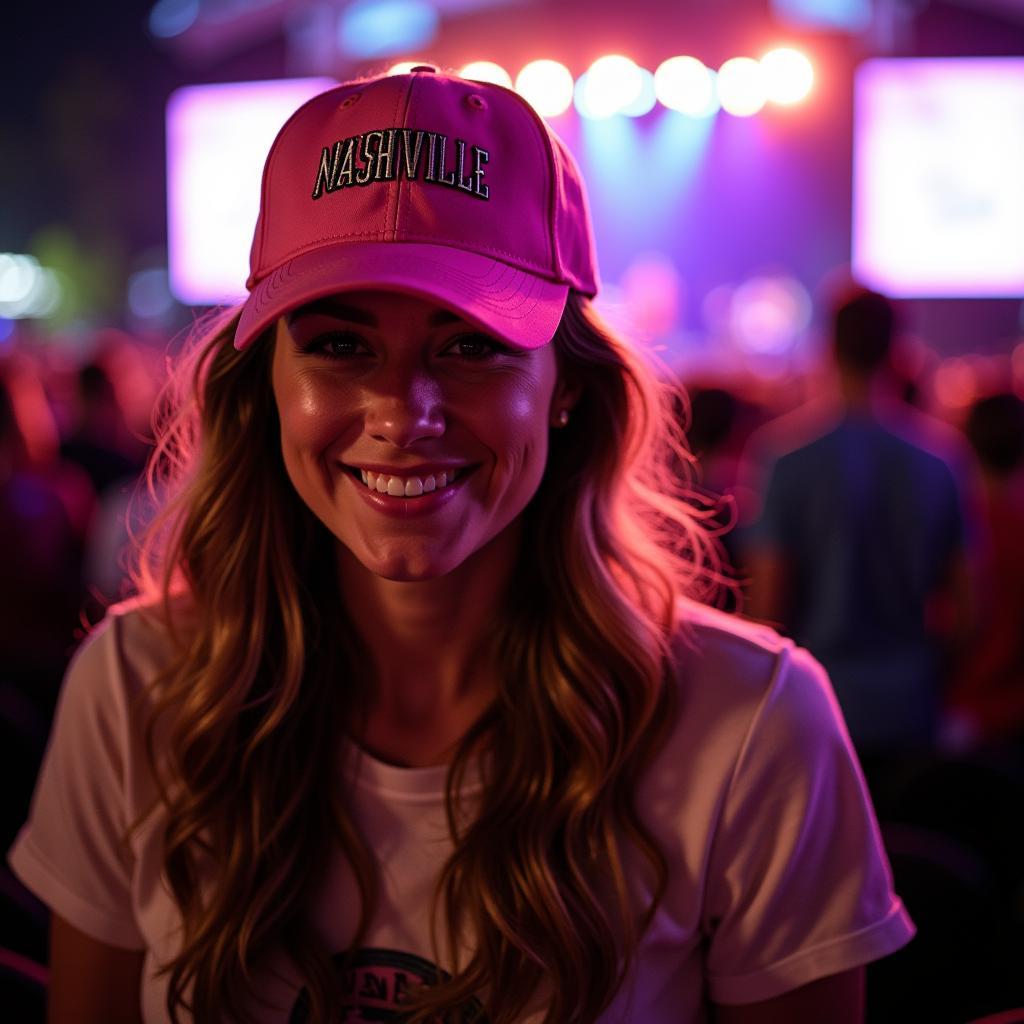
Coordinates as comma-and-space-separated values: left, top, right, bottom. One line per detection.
234, 242, 568, 352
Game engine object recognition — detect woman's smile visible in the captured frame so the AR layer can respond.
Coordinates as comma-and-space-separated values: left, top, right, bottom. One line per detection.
270, 288, 576, 580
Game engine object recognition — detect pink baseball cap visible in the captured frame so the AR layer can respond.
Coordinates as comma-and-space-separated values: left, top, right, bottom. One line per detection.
234, 65, 599, 352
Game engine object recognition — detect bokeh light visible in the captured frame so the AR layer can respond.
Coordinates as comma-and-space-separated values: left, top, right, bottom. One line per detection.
459, 61, 513, 88
577, 55, 644, 119
654, 56, 718, 117
621, 252, 684, 338
148, 0, 199, 39
731, 275, 812, 353
386, 61, 421, 75
0, 254, 62, 319
717, 57, 767, 117
338, 0, 438, 59
515, 60, 574, 117
933, 357, 980, 410
760, 47, 815, 104
620, 68, 658, 117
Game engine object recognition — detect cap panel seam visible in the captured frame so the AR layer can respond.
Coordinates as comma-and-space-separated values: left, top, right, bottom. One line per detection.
396, 77, 422, 238
503, 87, 558, 277
388, 76, 415, 237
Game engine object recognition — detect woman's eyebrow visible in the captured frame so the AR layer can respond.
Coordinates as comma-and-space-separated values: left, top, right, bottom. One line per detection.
287, 300, 465, 329
289, 299, 376, 326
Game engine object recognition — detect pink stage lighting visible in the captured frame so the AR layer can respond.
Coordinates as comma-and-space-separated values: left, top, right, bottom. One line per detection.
853, 58, 1024, 298
167, 78, 335, 305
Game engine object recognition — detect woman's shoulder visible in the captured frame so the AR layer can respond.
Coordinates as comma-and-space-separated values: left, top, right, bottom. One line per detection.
668, 596, 833, 731
671, 595, 799, 676
68, 594, 195, 709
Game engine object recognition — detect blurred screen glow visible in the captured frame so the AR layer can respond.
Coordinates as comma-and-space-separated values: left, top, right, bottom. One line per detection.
853, 58, 1024, 297
167, 78, 335, 305
515, 60, 574, 117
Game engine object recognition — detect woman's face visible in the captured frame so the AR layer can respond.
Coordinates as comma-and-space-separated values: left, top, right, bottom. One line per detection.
271, 289, 573, 581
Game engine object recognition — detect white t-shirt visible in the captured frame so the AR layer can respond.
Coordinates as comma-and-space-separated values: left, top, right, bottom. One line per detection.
8, 597, 914, 1022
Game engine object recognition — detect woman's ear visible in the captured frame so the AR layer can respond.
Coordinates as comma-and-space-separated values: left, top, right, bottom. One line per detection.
550, 372, 584, 426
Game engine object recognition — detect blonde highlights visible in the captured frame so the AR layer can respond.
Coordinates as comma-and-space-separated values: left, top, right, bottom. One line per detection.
126, 293, 732, 1022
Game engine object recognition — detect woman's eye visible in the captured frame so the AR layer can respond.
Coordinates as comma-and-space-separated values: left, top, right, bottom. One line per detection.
447, 333, 508, 360
303, 330, 367, 358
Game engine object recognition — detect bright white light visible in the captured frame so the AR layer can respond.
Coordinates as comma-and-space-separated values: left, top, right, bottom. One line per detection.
515, 60, 574, 117
654, 56, 718, 117
460, 61, 512, 88
0, 254, 37, 304
0, 254, 62, 319
621, 68, 657, 117
717, 57, 767, 117
761, 48, 814, 104
579, 54, 644, 119
387, 61, 421, 75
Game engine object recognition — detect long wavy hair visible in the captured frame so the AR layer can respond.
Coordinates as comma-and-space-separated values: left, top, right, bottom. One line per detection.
125, 291, 733, 1023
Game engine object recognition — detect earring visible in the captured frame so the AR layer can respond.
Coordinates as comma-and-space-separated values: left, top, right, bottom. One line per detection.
556, 409, 569, 427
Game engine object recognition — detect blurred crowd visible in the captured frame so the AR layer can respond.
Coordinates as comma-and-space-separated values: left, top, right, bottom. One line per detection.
2, 289, 1023, 1019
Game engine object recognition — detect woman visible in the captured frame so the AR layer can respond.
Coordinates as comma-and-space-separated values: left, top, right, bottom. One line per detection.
9, 67, 914, 1023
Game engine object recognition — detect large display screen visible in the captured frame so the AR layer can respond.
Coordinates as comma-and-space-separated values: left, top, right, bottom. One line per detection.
167, 78, 336, 305
853, 57, 1024, 298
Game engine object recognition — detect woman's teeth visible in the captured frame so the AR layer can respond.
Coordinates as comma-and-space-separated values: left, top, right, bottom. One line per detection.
358, 468, 463, 497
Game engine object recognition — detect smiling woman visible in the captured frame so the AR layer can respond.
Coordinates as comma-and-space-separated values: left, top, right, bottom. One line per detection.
8, 67, 914, 1024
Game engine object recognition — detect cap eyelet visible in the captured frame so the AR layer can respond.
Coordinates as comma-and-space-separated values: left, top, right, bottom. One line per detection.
340, 93, 361, 109
467, 94, 487, 110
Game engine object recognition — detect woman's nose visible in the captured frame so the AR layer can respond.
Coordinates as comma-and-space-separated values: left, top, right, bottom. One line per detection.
363, 369, 446, 447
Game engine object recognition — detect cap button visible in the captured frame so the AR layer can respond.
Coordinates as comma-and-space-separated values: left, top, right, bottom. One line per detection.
410, 64, 437, 73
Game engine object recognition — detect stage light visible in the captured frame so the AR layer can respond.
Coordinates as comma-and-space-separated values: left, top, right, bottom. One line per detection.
387, 62, 421, 75
761, 47, 814, 104
460, 61, 513, 88
621, 68, 657, 117
0, 254, 61, 320
578, 55, 644, 119
515, 60, 574, 117
338, 0, 438, 59
717, 57, 766, 117
654, 56, 718, 117
148, 0, 199, 39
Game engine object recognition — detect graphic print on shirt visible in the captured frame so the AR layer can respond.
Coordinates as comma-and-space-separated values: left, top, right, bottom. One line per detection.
289, 947, 490, 1022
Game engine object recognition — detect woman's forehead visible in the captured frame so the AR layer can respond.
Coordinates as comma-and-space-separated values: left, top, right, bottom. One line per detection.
286, 290, 468, 329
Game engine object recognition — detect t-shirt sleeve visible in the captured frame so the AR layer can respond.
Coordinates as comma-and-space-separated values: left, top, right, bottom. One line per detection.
7, 615, 146, 949
702, 642, 915, 1004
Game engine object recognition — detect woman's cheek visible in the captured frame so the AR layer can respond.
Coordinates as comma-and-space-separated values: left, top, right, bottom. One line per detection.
283, 374, 351, 450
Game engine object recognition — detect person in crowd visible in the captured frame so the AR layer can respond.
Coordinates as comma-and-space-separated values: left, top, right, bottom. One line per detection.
59, 361, 146, 498
0, 363, 90, 705
738, 285, 978, 784
942, 391, 1024, 757
10, 69, 913, 1023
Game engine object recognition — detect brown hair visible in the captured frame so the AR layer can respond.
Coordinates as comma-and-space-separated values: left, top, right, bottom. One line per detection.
126, 292, 732, 1023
